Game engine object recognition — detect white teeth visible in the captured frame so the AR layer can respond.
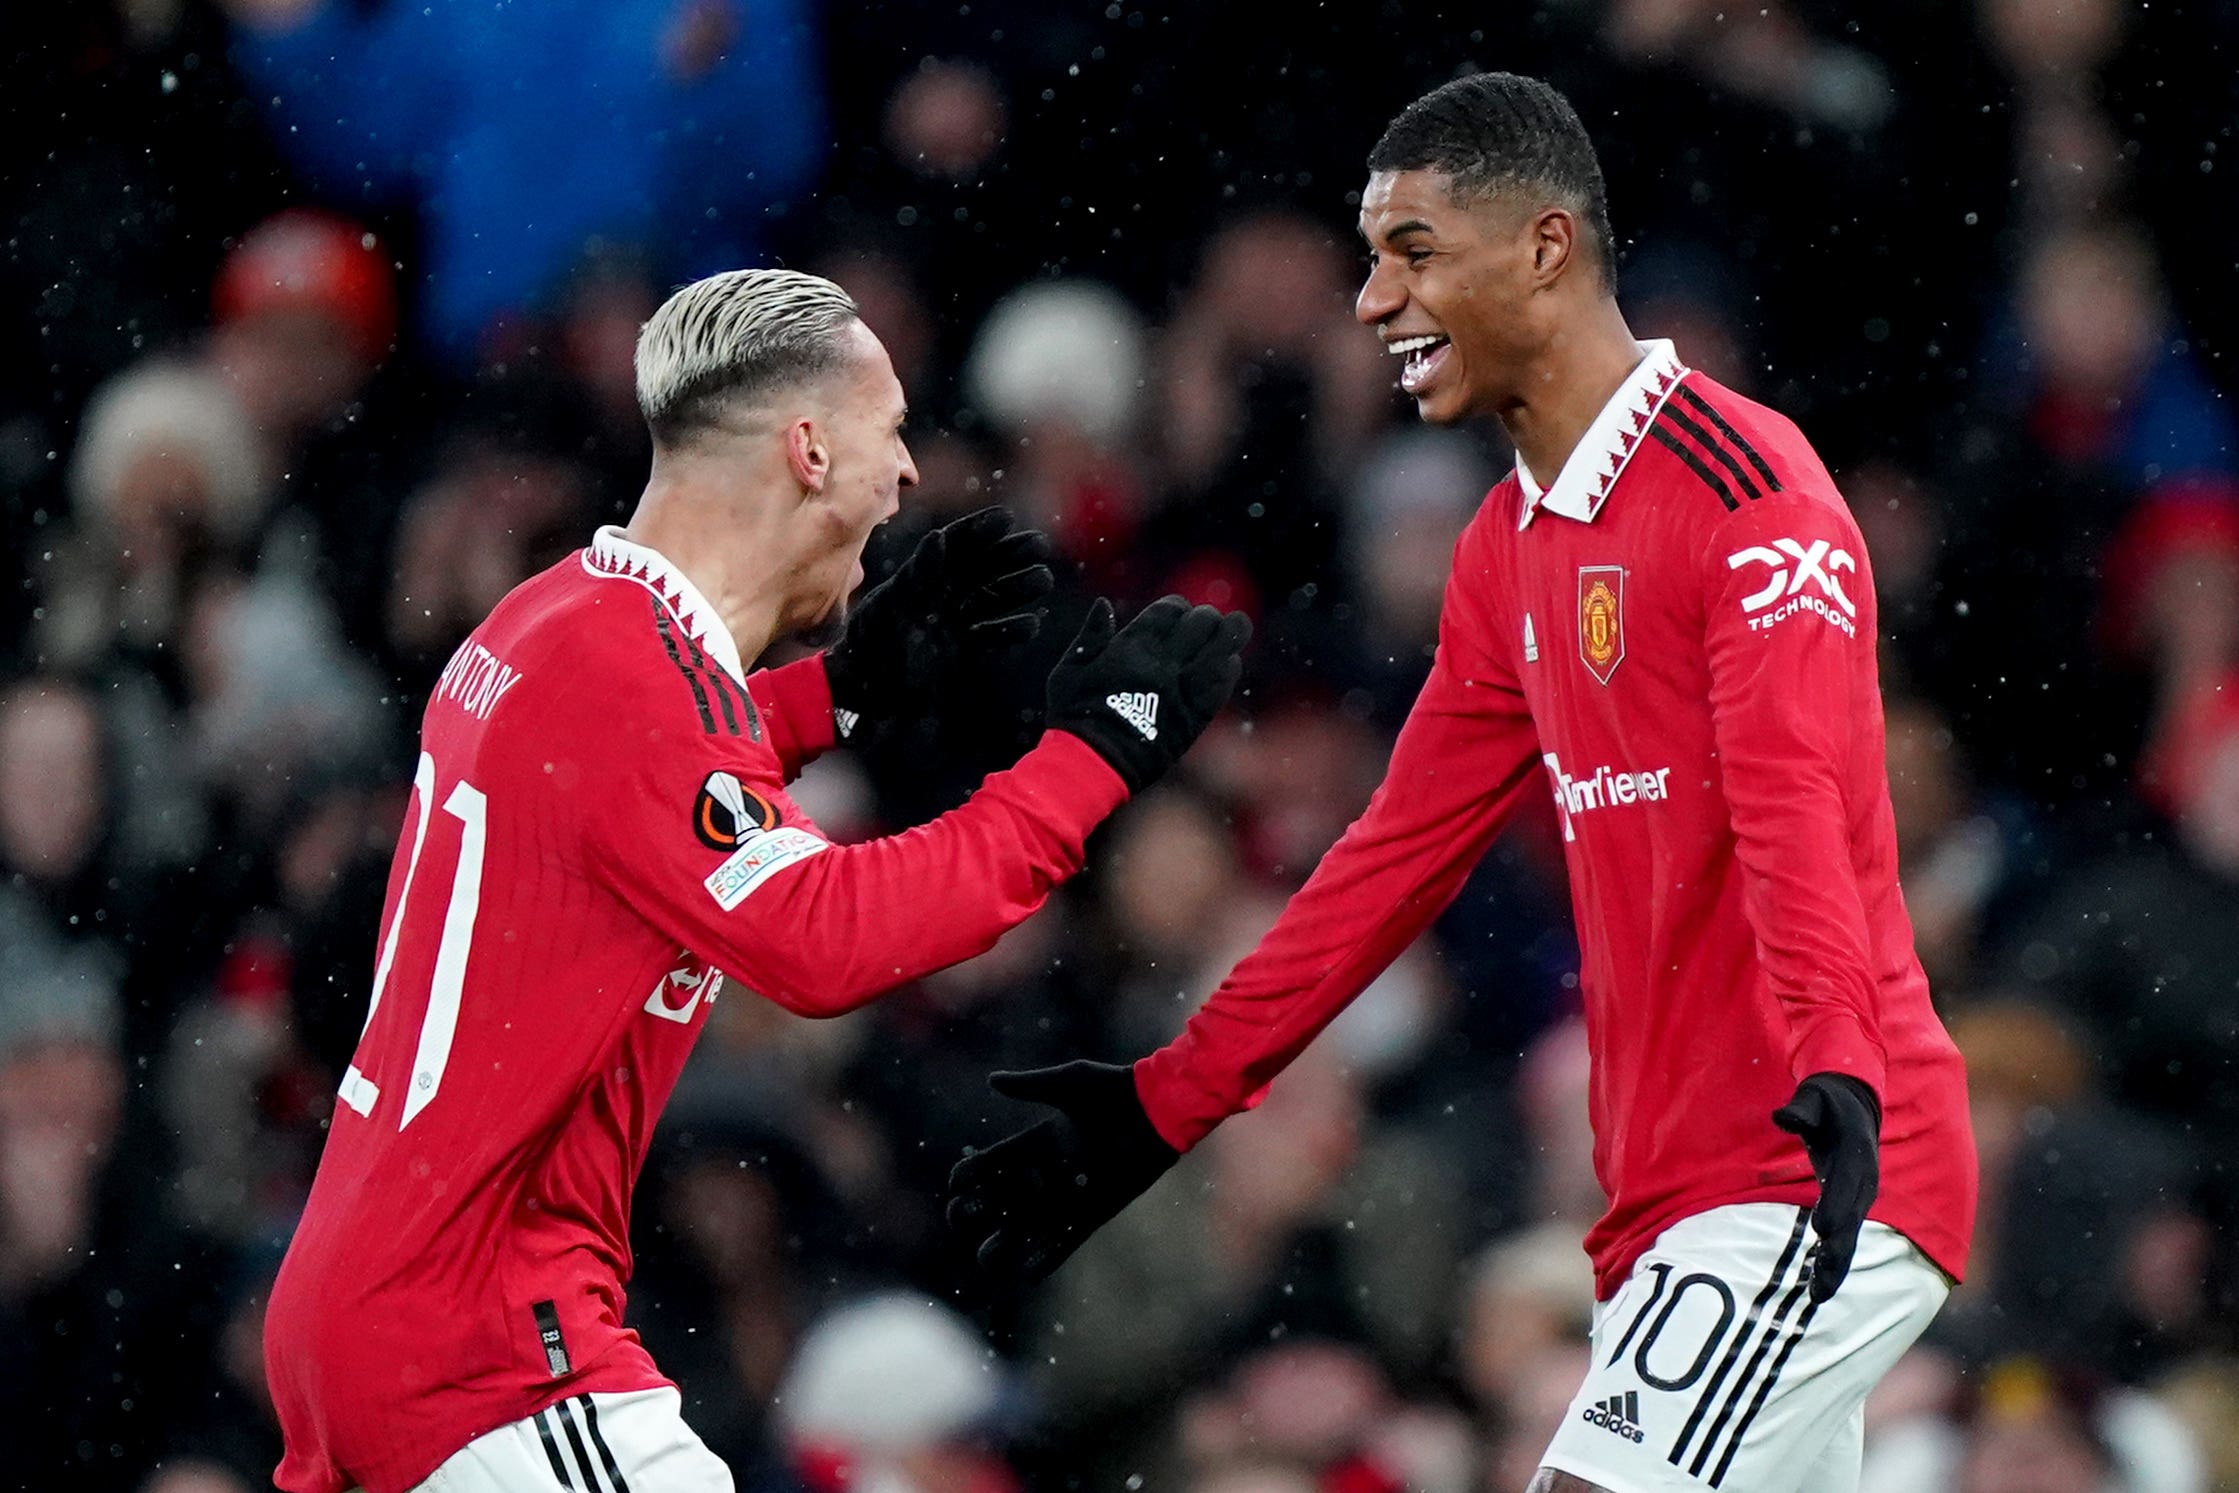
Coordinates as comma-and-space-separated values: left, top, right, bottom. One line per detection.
1387, 334, 1445, 357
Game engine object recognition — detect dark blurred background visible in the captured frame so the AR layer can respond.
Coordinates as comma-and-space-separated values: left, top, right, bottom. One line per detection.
4, 1, 2239, 1490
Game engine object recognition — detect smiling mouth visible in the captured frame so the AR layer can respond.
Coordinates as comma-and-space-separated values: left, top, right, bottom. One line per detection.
1389, 333, 1451, 395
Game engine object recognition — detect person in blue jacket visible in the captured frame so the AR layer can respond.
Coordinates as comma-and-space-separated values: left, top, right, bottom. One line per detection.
222, 0, 825, 358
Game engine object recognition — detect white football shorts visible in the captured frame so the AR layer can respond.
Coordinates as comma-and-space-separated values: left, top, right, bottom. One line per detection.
1538, 1202, 1949, 1493
398, 1384, 732, 1493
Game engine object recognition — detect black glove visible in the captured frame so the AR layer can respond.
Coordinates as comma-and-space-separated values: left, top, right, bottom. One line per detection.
1045, 595, 1251, 793
824, 507, 1053, 738
946, 1060, 1181, 1284
1772, 1072, 1882, 1303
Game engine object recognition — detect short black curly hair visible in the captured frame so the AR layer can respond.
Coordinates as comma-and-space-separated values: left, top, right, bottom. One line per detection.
1368, 72, 1615, 288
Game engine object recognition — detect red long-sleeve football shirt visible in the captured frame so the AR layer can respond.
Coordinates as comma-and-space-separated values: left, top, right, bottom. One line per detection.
265, 528, 1127, 1493
1135, 343, 1976, 1298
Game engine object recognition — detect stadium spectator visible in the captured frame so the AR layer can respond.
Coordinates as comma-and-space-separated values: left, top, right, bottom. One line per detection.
1454, 1224, 1596, 1429
206, 210, 420, 647
1167, 1341, 1426, 1493
1148, 213, 1391, 611
2006, 222, 2237, 488
1929, 222, 2236, 803
1858, 1355, 2206, 1493
1945, 1002, 2219, 1382
0, 901, 223, 1490
1337, 428, 1500, 725
1482, 1344, 1595, 1493
631, 1113, 852, 1488
217, 0, 826, 358
962, 278, 1152, 592
1093, 784, 1277, 1055
1989, 690, 2239, 1156
1974, 0, 2129, 224
47, 359, 268, 672
383, 440, 601, 692
1027, 1042, 1461, 1446
1841, 460, 1947, 671
2101, 486, 2239, 746
842, 905, 1103, 1269
1883, 694, 2037, 992
775, 1294, 1022, 1493
0, 674, 202, 1058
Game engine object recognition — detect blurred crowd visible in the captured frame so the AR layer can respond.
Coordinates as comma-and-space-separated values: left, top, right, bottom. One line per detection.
6, 1, 2239, 1490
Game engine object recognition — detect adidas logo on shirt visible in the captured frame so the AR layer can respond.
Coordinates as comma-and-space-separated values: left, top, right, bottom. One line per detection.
1105, 691, 1160, 741
1582, 1390, 1645, 1444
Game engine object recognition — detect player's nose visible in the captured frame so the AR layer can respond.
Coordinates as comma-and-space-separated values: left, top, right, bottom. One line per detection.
1355, 264, 1402, 327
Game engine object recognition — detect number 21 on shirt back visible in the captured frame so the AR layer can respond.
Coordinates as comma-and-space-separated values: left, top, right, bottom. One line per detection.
338, 750, 487, 1129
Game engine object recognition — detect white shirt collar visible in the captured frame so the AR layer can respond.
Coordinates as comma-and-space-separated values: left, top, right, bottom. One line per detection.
1515, 339, 1690, 530
582, 525, 747, 685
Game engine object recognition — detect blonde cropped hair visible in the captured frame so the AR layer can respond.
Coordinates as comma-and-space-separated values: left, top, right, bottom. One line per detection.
634, 268, 861, 445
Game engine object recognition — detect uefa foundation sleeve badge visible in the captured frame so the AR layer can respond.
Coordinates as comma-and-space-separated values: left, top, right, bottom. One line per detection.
1579, 566, 1625, 684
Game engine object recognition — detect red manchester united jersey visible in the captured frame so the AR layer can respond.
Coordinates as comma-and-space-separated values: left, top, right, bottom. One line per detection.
265, 528, 1126, 1493
1134, 343, 1976, 1298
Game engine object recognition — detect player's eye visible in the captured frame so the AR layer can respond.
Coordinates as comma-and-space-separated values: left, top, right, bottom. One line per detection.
1406, 246, 1433, 266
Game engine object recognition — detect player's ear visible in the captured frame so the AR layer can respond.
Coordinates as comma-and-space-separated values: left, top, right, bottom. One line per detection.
785, 417, 830, 496
1529, 206, 1578, 288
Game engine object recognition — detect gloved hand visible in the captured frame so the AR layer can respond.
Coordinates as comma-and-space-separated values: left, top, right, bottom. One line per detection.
824, 507, 1053, 739
1772, 1072, 1882, 1303
946, 1060, 1181, 1284
1045, 595, 1251, 793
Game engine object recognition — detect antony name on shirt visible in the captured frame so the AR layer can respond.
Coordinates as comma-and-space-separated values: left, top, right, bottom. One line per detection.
434, 641, 524, 722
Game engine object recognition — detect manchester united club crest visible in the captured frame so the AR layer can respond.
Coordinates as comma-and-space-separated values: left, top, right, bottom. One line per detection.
1578, 566, 1625, 685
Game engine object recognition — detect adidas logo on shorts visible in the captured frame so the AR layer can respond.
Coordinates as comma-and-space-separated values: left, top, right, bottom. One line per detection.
1105, 690, 1160, 740
1582, 1390, 1645, 1444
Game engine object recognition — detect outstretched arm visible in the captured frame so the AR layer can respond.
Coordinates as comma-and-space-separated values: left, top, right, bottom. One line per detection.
593, 728, 1127, 1017
1133, 635, 1541, 1148
951, 529, 1542, 1281
586, 596, 1245, 1018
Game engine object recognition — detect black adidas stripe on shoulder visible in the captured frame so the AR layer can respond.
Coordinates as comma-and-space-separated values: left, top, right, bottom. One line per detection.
1659, 403, 1767, 504
1649, 382, 1791, 515
680, 622, 760, 742
650, 595, 720, 735
649, 594, 761, 740
1675, 385, 1783, 493
677, 618, 740, 736
1647, 419, 1740, 512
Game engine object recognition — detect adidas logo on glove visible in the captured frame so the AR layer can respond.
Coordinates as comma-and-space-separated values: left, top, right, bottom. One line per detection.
1581, 1391, 1645, 1444
1104, 691, 1160, 741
